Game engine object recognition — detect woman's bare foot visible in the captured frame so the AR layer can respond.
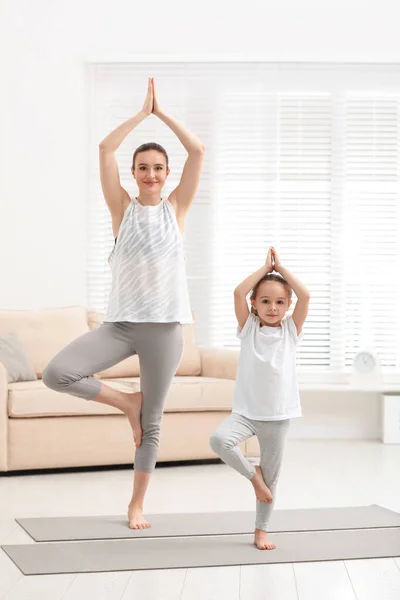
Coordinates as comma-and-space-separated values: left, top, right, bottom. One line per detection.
254, 528, 276, 550
128, 504, 151, 530
123, 392, 143, 447
250, 465, 273, 503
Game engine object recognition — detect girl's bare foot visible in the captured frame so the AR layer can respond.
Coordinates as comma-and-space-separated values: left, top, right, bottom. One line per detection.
250, 465, 273, 503
128, 504, 151, 530
123, 392, 143, 447
254, 528, 276, 550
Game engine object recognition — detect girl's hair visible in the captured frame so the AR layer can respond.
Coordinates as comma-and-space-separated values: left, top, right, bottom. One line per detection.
250, 273, 293, 315
132, 143, 169, 170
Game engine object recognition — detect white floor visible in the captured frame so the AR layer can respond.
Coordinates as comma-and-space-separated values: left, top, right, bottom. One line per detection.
0, 439, 400, 600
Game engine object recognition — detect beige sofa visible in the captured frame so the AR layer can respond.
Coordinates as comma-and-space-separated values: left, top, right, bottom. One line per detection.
0, 306, 257, 472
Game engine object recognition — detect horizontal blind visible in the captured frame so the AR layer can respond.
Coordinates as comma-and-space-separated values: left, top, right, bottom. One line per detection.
277, 94, 332, 369
87, 63, 400, 373
343, 96, 400, 369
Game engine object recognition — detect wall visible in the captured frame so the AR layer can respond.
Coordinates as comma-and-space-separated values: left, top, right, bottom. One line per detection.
1, 0, 399, 308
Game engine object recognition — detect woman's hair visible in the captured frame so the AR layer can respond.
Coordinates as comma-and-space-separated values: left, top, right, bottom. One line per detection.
132, 142, 169, 170
250, 273, 292, 315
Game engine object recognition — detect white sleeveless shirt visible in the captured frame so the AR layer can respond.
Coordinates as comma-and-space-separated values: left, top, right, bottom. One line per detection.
105, 197, 193, 324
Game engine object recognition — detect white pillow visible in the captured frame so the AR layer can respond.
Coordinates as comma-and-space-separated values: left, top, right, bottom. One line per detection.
0, 333, 37, 383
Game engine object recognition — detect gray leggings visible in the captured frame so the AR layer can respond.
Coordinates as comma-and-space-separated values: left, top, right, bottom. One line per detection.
210, 413, 290, 531
42, 322, 184, 473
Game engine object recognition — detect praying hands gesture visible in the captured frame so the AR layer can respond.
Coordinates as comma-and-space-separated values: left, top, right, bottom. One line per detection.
265, 247, 274, 273
270, 247, 283, 273
141, 77, 162, 116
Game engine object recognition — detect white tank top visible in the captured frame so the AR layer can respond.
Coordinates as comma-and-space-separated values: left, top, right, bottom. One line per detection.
105, 197, 193, 324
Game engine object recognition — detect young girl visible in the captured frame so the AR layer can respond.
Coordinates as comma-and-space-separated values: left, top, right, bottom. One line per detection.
43, 77, 205, 530
210, 247, 310, 550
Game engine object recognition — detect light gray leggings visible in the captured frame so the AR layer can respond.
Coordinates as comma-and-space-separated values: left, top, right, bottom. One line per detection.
42, 322, 184, 473
210, 413, 290, 531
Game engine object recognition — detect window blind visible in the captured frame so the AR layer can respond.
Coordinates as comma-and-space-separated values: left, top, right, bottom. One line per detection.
87, 63, 400, 373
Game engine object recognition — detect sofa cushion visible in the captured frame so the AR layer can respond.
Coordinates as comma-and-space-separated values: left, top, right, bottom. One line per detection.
0, 333, 37, 382
8, 376, 234, 417
88, 312, 202, 378
134, 376, 234, 411
0, 307, 89, 378
176, 325, 202, 376
8, 379, 138, 417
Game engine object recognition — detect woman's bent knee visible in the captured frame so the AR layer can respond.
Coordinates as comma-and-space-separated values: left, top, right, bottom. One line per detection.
42, 360, 70, 392
42, 362, 59, 390
42, 358, 101, 401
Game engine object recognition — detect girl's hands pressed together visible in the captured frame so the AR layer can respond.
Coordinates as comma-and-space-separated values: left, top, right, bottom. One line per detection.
265, 247, 274, 273
271, 247, 283, 272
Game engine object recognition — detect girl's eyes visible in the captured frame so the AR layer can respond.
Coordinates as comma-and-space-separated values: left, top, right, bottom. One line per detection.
262, 300, 284, 304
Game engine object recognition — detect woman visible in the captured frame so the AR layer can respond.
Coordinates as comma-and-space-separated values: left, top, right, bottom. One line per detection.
43, 77, 205, 529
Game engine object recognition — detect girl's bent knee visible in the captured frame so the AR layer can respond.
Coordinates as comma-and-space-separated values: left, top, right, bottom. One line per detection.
209, 432, 227, 454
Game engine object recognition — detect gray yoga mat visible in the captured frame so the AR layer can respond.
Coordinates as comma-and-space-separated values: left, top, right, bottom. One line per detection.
16, 505, 400, 542
3, 527, 400, 575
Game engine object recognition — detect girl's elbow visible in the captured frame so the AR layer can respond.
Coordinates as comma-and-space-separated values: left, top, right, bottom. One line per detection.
234, 287, 244, 298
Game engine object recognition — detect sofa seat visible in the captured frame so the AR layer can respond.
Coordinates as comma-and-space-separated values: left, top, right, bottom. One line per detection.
112, 376, 235, 412
0, 306, 241, 470
8, 377, 235, 418
8, 379, 136, 418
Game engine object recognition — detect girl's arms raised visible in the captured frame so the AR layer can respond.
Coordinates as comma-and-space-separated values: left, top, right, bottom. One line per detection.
233, 249, 273, 330
271, 247, 310, 336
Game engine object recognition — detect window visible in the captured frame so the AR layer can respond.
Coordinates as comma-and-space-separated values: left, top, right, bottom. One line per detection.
87, 63, 400, 373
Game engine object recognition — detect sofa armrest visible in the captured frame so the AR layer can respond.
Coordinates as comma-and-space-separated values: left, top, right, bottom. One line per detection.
199, 347, 239, 380
0, 362, 8, 471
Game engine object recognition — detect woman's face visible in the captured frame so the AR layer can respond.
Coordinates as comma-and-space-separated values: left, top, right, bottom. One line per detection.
132, 150, 170, 195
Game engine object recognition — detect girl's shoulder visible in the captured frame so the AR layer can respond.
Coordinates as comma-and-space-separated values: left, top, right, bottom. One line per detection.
237, 313, 259, 340
282, 314, 304, 344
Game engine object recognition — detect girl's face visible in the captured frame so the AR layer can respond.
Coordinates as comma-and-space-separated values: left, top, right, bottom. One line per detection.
251, 280, 291, 327
132, 150, 170, 196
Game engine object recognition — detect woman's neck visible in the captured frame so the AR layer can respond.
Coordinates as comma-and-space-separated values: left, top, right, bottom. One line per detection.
136, 194, 162, 206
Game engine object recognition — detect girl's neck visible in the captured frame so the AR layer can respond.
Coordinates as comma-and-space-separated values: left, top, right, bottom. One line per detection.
259, 318, 282, 328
